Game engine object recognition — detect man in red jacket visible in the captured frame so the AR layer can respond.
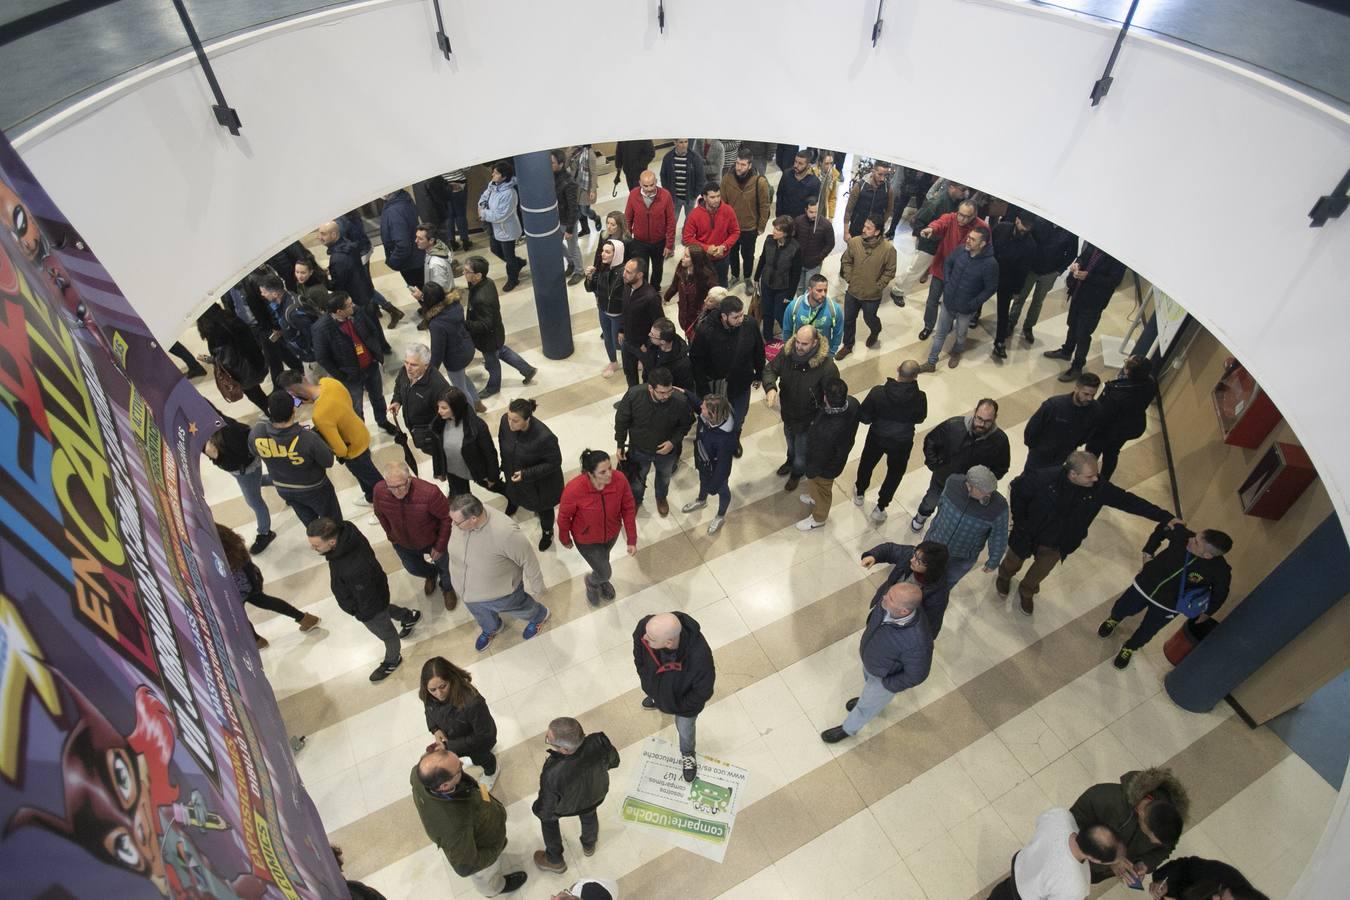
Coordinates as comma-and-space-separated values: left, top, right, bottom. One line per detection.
625, 171, 676, 290
918, 202, 986, 340
681, 182, 740, 286
373, 460, 457, 609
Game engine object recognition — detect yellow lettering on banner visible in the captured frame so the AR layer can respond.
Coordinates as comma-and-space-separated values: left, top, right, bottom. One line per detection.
48, 415, 124, 566
0, 594, 63, 781
253, 815, 300, 900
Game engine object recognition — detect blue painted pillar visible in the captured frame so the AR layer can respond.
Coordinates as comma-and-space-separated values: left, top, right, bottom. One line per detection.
1165, 513, 1350, 712
513, 151, 573, 359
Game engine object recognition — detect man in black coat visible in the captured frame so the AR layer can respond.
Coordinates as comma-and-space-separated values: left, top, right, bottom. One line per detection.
911, 400, 1011, 530
1087, 355, 1157, 481
1044, 242, 1128, 382
319, 219, 399, 334
531, 717, 620, 875
798, 377, 861, 532
999, 451, 1179, 615
633, 612, 715, 782
390, 344, 451, 464
855, 360, 928, 523
1009, 219, 1077, 344
990, 212, 1040, 358
775, 150, 823, 219
306, 517, 421, 682
689, 295, 765, 440
639, 318, 696, 395
463, 257, 537, 397
615, 367, 695, 514
1023, 372, 1101, 473
618, 259, 664, 388
550, 150, 585, 283
312, 292, 397, 432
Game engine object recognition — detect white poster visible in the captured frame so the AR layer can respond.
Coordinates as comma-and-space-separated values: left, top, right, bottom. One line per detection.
620, 737, 748, 862
1155, 287, 1189, 356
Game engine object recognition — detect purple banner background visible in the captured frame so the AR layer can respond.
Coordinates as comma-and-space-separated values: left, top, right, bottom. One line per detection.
0, 135, 344, 898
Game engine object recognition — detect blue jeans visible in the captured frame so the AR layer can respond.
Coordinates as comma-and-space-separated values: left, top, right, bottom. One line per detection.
784, 423, 809, 476
761, 287, 794, 342
446, 188, 470, 244
343, 449, 384, 502
482, 344, 534, 393
729, 387, 750, 439
598, 311, 621, 363
796, 264, 822, 296
944, 555, 980, 593
466, 583, 548, 635
675, 714, 697, 756
444, 365, 481, 404
927, 303, 972, 364
842, 671, 897, 736
392, 543, 452, 591
628, 447, 678, 506
344, 366, 390, 426
674, 197, 698, 236
233, 460, 272, 535
275, 481, 341, 527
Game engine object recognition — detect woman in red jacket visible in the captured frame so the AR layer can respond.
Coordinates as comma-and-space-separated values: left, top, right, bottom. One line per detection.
557, 449, 639, 606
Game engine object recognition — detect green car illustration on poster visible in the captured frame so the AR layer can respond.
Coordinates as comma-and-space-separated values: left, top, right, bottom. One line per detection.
688, 778, 732, 814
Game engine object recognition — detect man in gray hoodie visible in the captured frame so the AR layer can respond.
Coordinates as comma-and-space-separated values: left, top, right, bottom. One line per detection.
248, 391, 341, 526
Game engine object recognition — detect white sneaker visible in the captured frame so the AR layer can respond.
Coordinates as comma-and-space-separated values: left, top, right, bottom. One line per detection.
707, 516, 725, 535
852, 489, 864, 507
799, 494, 815, 506
480, 766, 499, 791
352, 495, 373, 508
870, 506, 888, 523
909, 514, 927, 533
796, 516, 825, 532
366, 513, 381, 526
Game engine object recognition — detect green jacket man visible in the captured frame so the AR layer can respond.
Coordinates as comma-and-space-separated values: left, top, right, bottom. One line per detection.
1070, 767, 1190, 884
410, 749, 522, 892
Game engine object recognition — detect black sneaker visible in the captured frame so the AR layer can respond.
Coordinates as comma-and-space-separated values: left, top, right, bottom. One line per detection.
538, 532, 553, 552
776, 461, 793, 476
845, 697, 859, 711
1113, 648, 1134, 670
1021, 330, 1035, 344
599, 581, 616, 601
681, 754, 698, 782
641, 696, 658, 710
503, 279, 519, 293
992, 342, 1008, 360
785, 476, 800, 492
501, 871, 528, 893
1042, 348, 1072, 361
918, 327, 933, 340
398, 610, 423, 638
522, 367, 538, 385
378, 421, 399, 437
249, 531, 277, 555
504, 502, 520, 516
1097, 618, 1119, 638
820, 726, 849, 744
370, 657, 402, 682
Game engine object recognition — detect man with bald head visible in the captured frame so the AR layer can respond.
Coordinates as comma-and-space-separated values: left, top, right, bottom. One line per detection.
318, 218, 392, 351
411, 747, 527, 895
633, 611, 716, 782
854, 359, 928, 523
821, 581, 934, 743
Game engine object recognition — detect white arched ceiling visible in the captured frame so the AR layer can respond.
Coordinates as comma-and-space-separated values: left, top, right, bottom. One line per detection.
12, 0, 1350, 539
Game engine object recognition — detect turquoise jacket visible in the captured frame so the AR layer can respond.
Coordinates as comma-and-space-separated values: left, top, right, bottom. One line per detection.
781, 293, 844, 355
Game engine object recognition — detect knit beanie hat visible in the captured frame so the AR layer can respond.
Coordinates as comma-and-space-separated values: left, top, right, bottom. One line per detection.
966, 465, 998, 493
576, 882, 613, 900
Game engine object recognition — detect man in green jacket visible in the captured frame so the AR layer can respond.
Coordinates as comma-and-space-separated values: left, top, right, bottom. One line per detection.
411, 748, 527, 895
1070, 767, 1190, 886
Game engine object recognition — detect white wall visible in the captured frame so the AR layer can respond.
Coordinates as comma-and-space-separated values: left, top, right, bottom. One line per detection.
13, 0, 1350, 526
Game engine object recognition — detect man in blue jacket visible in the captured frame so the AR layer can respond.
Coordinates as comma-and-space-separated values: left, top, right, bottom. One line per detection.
921, 225, 999, 371
312, 292, 398, 433
381, 189, 426, 289
821, 582, 933, 742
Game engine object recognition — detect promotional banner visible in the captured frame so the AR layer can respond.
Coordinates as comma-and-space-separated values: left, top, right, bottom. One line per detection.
620, 737, 748, 862
0, 137, 344, 897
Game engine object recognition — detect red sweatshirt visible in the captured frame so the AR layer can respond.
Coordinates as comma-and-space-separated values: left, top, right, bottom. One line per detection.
681, 200, 740, 258
927, 211, 988, 277
557, 471, 638, 548
625, 186, 677, 251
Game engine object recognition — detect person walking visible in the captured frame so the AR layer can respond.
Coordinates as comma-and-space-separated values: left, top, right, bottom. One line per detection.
797, 377, 861, 532
412, 225, 456, 296
781, 274, 844, 357
306, 517, 421, 682
258, 273, 321, 382
916, 201, 986, 340
1000, 452, 1179, 615
986, 809, 1121, 900
920, 225, 999, 372
639, 318, 696, 395
320, 218, 399, 333
681, 182, 741, 286
843, 162, 894, 239
613, 139, 655, 191
380, 188, 426, 289
614, 367, 695, 514
557, 449, 638, 606
463, 256, 538, 398
859, 540, 952, 638
776, 150, 823, 219
411, 747, 527, 895
568, 145, 603, 236
1087, 356, 1157, 481
924, 466, 1008, 594
550, 150, 585, 284
312, 292, 397, 432
422, 282, 485, 410
911, 400, 1011, 532
1009, 219, 1078, 345
195, 304, 269, 412
279, 373, 384, 506
659, 138, 706, 232
682, 394, 737, 535
585, 238, 627, 378
1043, 243, 1128, 382
720, 150, 771, 289
203, 415, 275, 553
990, 212, 1040, 359
618, 259, 664, 388
820, 582, 933, 743
389, 343, 452, 466
531, 717, 621, 875
633, 612, 716, 782
762, 325, 839, 493
753, 215, 803, 343
374, 461, 458, 611
854, 360, 928, 523
836, 217, 898, 359
479, 161, 527, 292
249, 392, 342, 526
689, 294, 765, 445
498, 398, 564, 551
430, 387, 502, 498
1023, 373, 1102, 472
625, 171, 676, 290
421, 657, 500, 789
216, 524, 319, 648
1098, 524, 1232, 669
893, 181, 965, 307
794, 198, 836, 294
664, 245, 718, 338
448, 494, 551, 651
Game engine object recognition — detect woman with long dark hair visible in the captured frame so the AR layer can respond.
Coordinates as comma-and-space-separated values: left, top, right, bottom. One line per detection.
664, 245, 719, 339
216, 523, 318, 648
195, 304, 269, 412
585, 238, 626, 378
430, 386, 501, 497
557, 449, 638, 606
498, 398, 564, 551
419, 656, 499, 787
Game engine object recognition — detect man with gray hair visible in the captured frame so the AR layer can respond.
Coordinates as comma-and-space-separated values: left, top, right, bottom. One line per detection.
390, 342, 451, 461
373, 460, 456, 610
531, 717, 621, 875
924, 466, 1009, 593
447, 494, 550, 651
822, 581, 933, 743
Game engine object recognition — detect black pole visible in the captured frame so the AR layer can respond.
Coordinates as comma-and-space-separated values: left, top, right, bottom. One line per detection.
429, 0, 452, 58
1307, 168, 1350, 227
169, 0, 241, 134
1089, 0, 1141, 106
514, 152, 574, 360
872, 0, 885, 47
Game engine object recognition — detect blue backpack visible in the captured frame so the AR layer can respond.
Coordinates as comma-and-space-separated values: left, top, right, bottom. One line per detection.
1159, 552, 1211, 618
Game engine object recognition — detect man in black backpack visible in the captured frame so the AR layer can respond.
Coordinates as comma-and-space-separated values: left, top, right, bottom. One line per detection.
1098, 525, 1232, 669
531, 717, 621, 875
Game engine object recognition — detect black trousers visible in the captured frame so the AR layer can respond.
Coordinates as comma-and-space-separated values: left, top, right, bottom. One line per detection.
243, 591, 305, 640
632, 238, 667, 289
729, 229, 757, 280
1109, 585, 1178, 650
987, 854, 1022, 900
1060, 299, 1105, 368
855, 435, 913, 510
540, 804, 600, 864
1087, 434, 1128, 481
995, 285, 1018, 344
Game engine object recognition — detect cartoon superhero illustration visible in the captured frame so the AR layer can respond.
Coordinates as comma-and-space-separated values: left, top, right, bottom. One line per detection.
4, 670, 266, 899
688, 778, 732, 815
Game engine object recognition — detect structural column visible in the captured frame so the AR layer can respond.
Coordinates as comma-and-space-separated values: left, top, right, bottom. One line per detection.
513, 151, 574, 359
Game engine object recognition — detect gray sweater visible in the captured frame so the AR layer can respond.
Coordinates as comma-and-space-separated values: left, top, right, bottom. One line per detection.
447, 509, 545, 603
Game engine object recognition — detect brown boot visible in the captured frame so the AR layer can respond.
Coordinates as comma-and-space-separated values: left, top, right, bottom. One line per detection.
443, 588, 458, 611
532, 849, 566, 874
297, 613, 320, 632
423, 574, 437, 596
387, 307, 405, 328
474, 400, 488, 413
255, 635, 270, 649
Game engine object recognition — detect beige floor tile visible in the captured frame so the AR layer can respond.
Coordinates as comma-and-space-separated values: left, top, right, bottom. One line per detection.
954, 731, 1031, 803
1108, 690, 1233, 766
909, 757, 992, 830
905, 832, 983, 900
991, 776, 1056, 845
714, 863, 792, 900
995, 707, 1069, 775
847, 858, 928, 900
871, 778, 952, 859
1069, 727, 1144, 785
773, 809, 901, 896
1031, 751, 1095, 809
950, 805, 1024, 885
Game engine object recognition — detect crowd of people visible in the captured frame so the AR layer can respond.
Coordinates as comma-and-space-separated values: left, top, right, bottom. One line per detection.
190, 141, 1259, 900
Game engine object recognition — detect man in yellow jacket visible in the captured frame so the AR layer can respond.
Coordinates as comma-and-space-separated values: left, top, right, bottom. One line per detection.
280, 372, 384, 505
